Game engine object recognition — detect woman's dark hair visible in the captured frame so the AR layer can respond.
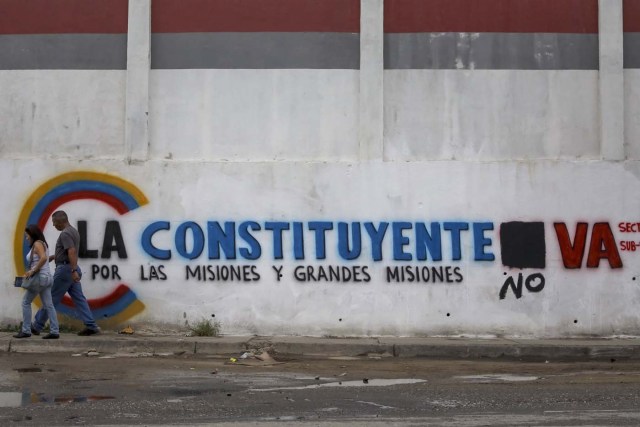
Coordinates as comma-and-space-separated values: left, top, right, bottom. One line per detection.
25, 224, 48, 248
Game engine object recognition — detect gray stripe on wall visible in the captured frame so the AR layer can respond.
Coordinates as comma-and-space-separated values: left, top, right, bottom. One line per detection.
385, 33, 599, 70
151, 32, 360, 69
0, 34, 127, 70
624, 33, 640, 69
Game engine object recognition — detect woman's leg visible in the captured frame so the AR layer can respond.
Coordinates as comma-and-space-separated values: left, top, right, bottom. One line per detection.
40, 282, 59, 335
21, 289, 38, 334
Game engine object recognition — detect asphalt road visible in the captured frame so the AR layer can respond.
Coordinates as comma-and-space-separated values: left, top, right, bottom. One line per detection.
1, 352, 639, 426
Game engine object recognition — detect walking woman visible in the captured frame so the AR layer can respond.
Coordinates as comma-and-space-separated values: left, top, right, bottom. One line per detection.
14, 224, 59, 339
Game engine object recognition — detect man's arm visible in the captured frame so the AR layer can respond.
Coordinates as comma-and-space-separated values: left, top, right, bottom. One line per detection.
68, 246, 81, 282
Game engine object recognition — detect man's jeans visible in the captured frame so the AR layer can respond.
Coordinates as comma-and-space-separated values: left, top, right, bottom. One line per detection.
33, 265, 98, 332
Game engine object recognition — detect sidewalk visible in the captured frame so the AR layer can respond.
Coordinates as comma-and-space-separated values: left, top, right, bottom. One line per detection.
2, 332, 640, 361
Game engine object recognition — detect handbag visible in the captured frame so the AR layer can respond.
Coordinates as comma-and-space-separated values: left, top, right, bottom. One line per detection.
21, 274, 42, 291
20, 242, 43, 291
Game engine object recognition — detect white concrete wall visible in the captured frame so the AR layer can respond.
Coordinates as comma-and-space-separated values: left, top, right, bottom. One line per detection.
1, 160, 639, 337
384, 70, 600, 160
149, 70, 359, 161
626, 70, 640, 158
0, 71, 125, 158
1, 0, 639, 337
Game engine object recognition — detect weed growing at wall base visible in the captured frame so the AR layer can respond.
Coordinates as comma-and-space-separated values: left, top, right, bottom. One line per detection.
188, 319, 221, 337
0, 324, 20, 333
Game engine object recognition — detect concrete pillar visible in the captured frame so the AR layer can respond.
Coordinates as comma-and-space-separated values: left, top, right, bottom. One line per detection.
124, 0, 151, 162
359, 0, 384, 161
599, 0, 625, 160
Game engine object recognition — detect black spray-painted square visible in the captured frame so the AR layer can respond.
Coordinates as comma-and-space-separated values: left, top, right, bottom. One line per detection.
500, 222, 545, 269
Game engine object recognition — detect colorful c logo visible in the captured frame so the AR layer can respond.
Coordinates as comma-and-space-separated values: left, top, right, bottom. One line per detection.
14, 171, 148, 327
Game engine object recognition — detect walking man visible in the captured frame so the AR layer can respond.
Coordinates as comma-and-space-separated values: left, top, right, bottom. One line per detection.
32, 210, 100, 336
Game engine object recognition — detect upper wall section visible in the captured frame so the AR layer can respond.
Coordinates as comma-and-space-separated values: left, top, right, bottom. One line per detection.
383, 0, 601, 161
625, 0, 640, 159
147, 0, 361, 161
0, 0, 128, 70
0, 0, 127, 159
384, 0, 599, 71
151, 0, 360, 70
625, 0, 640, 68
0, 0, 639, 162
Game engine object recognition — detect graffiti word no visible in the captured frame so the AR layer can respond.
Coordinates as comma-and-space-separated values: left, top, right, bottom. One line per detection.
499, 273, 545, 300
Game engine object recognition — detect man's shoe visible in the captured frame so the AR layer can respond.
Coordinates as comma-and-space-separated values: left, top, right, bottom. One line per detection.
13, 332, 31, 338
30, 326, 40, 336
42, 333, 59, 339
77, 328, 100, 336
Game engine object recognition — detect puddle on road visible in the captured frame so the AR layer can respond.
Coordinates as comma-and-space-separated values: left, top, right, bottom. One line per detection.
0, 393, 22, 408
356, 400, 396, 409
252, 378, 426, 392
455, 374, 540, 383
14, 368, 42, 373
260, 416, 304, 421
0, 392, 114, 407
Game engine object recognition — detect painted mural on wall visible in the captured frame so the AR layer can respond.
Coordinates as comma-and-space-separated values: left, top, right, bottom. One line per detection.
14, 171, 148, 326
498, 221, 622, 300
14, 171, 629, 326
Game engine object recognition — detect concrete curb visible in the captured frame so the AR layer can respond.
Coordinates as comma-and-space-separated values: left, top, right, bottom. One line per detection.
2, 333, 640, 361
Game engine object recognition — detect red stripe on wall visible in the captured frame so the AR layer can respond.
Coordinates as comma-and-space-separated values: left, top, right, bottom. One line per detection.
385, 0, 598, 33
625, 0, 640, 32
0, 0, 128, 35
61, 284, 129, 309
152, 0, 360, 33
